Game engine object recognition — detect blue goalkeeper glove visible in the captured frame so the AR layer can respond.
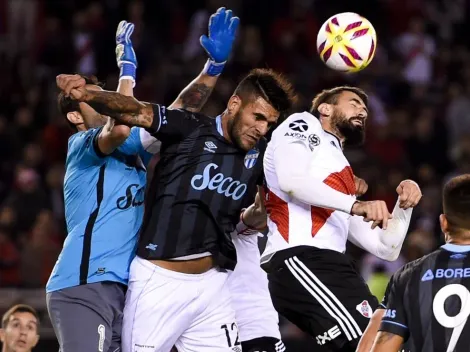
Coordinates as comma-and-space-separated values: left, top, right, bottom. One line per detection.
116, 20, 137, 86
200, 7, 240, 77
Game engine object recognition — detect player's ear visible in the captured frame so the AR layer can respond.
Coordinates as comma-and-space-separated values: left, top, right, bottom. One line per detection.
228, 95, 242, 116
317, 102, 332, 117
66, 111, 83, 125
439, 214, 449, 235
0, 328, 5, 343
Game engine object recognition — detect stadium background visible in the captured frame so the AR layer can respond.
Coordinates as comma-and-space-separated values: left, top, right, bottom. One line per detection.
0, 0, 469, 350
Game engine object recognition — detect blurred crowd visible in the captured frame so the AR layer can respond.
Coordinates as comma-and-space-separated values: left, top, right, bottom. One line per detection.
0, 0, 470, 344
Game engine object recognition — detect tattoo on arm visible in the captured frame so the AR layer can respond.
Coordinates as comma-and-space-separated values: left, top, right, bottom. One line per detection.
178, 83, 212, 112
84, 90, 154, 128
375, 332, 396, 344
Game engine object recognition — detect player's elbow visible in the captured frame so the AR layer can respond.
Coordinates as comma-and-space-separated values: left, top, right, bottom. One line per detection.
385, 252, 400, 262
97, 124, 132, 155
377, 247, 399, 262
276, 163, 304, 196
111, 125, 131, 140
277, 173, 296, 197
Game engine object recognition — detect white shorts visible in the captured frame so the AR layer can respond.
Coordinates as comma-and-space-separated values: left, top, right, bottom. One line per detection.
122, 256, 240, 352
229, 233, 281, 342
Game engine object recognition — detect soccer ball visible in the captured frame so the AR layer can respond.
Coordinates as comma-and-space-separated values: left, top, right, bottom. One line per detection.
317, 12, 377, 73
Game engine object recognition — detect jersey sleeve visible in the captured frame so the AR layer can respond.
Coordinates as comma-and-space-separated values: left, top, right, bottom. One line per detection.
146, 104, 201, 146
379, 273, 409, 339
68, 127, 106, 167
118, 127, 161, 166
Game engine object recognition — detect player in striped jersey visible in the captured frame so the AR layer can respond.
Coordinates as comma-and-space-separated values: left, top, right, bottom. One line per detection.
261, 86, 423, 351
371, 175, 470, 352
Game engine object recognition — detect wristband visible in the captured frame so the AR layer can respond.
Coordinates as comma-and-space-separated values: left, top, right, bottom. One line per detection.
202, 59, 225, 77
119, 63, 136, 87
350, 200, 359, 215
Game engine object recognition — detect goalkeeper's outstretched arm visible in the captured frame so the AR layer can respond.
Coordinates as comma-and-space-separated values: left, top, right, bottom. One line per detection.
169, 7, 239, 112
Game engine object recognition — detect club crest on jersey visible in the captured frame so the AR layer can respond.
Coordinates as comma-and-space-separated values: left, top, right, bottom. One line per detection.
356, 300, 372, 318
244, 149, 259, 169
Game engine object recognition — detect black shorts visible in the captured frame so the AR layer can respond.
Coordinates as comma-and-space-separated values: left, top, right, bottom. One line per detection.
262, 246, 378, 352
241, 337, 285, 352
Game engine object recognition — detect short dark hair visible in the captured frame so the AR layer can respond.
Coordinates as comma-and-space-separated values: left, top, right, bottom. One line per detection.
443, 175, 470, 233
2, 304, 40, 329
234, 68, 296, 117
57, 74, 103, 130
310, 86, 368, 116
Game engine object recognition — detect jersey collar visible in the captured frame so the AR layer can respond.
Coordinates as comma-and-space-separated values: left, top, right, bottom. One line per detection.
441, 243, 470, 253
215, 115, 223, 136
324, 130, 343, 149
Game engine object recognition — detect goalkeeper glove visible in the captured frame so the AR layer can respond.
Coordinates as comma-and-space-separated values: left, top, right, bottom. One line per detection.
116, 20, 137, 86
200, 7, 240, 77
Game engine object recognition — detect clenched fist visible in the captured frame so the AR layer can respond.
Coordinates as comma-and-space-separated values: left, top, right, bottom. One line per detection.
56, 74, 88, 101
396, 180, 422, 209
351, 200, 392, 230
241, 186, 267, 230
354, 175, 368, 197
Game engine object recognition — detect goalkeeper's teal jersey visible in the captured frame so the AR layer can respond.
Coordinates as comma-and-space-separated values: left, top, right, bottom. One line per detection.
47, 127, 158, 292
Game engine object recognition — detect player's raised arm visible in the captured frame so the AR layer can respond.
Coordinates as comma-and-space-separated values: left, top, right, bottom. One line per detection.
56, 74, 153, 126
56, 73, 202, 148
115, 20, 137, 97
348, 180, 422, 261
169, 7, 239, 112
83, 21, 138, 156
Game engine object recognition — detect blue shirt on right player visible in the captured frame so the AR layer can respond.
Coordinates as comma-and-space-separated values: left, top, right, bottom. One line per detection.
46, 127, 159, 293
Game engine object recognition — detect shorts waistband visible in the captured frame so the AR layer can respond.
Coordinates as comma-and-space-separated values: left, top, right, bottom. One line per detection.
134, 255, 221, 281
261, 245, 347, 274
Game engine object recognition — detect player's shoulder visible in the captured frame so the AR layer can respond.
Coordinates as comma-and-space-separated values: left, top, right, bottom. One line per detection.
67, 128, 100, 153
270, 112, 322, 148
279, 111, 321, 130
165, 106, 214, 126
68, 129, 88, 143
393, 249, 442, 286
273, 112, 321, 137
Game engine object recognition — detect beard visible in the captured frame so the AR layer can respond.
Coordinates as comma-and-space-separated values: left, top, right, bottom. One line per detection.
330, 109, 365, 147
229, 110, 253, 151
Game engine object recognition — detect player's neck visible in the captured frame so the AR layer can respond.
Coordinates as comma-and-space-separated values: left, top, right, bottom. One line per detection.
446, 237, 470, 245
320, 121, 345, 148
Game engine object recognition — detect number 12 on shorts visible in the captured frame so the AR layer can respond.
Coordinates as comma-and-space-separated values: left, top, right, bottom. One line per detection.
433, 284, 470, 352
221, 322, 241, 348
